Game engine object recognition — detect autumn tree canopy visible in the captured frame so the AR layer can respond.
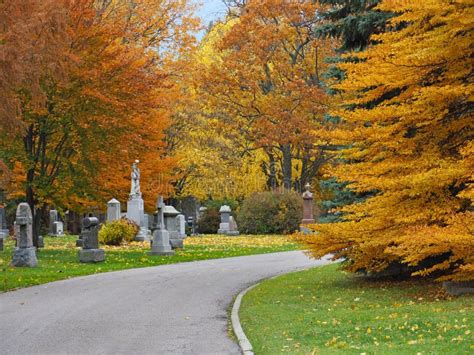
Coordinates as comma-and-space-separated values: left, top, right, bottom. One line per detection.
297, 0, 474, 281
0, 0, 198, 240
193, 1, 337, 192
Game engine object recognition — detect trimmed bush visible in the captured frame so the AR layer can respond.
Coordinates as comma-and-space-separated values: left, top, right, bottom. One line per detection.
99, 218, 138, 246
197, 208, 220, 234
238, 191, 302, 234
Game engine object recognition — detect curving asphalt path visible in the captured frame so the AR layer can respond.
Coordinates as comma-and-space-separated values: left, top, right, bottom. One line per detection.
0, 251, 331, 355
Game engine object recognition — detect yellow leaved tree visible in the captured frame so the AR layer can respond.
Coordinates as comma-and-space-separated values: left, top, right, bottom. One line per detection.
166, 20, 267, 201
297, 0, 473, 281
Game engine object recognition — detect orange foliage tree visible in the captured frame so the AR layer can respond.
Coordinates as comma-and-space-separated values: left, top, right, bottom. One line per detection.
0, 0, 198, 241
196, 0, 337, 191
297, 0, 473, 281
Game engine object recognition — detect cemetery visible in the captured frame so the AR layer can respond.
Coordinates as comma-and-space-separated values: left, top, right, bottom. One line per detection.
0, 0, 472, 354
0, 161, 300, 291
1, 160, 472, 353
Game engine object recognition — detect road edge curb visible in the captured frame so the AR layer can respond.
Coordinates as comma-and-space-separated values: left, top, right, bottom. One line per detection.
230, 257, 335, 355
231, 282, 259, 355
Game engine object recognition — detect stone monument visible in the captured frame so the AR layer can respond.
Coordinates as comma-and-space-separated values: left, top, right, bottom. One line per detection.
53, 221, 64, 236
229, 216, 240, 236
107, 198, 121, 222
37, 235, 44, 248
177, 214, 186, 238
78, 216, 105, 263
126, 160, 149, 241
301, 183, 315, 224
149, 196, 175, 256
187, 215, 195, 235
198, 206, 207, 221
11, 203, 37, 267
49, 209, 64, 236
217, 205, 239, 236
164, 205, 182, 248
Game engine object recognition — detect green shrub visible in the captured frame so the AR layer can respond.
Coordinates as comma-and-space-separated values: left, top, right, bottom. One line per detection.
238, 191, 302, 234
99, 219, 138, 246
197, 208, 220, 234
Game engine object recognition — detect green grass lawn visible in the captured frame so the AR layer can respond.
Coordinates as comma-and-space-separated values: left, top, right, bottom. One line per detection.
0, 234, 299, 292
240, 263, 473, 354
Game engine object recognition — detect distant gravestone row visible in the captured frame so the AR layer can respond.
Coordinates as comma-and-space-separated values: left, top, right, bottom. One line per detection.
2, 162, 308, 267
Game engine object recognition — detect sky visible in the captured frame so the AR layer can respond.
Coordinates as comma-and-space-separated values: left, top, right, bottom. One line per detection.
195, 0, 228, 25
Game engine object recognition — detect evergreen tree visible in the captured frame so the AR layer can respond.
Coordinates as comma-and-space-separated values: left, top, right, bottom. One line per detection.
316, 0, 393, 52
316, 0, 392, 221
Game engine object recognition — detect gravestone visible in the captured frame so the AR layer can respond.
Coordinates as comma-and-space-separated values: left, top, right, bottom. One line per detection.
0, 206, 8, 237
217, 205, 231, 234
126, 160, 150, 241
177, 214, 186, 238
164, 205, 182, 248
13, 221, 19, 240
144, 214, 150, 230
198, 206, 207, 221
37, 235, 44, 249
149, 196, 175, 256
217, 205, 239, 236
49, 209, 59, 235
229, 216, 240, 236
187, 216, 196, 236
0, 235, 3, 251
53, 221, 64, 236
78, 216, 104, 263
11, 203, 37, 267
107, 198, 121, 222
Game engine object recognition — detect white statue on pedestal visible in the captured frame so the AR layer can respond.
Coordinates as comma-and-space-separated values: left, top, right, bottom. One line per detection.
130, 160, 141, 199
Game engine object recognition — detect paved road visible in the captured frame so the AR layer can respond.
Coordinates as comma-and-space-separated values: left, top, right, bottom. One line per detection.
0, 251, 331, 355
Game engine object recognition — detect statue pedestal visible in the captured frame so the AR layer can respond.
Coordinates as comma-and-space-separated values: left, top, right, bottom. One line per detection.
301, 191, 315, 225
127, 197, 150, 241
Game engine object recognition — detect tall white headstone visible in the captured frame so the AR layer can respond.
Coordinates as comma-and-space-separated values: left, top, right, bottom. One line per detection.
53, 221, 64, 236
107, 198, 121, 222
177, 214, 186, 238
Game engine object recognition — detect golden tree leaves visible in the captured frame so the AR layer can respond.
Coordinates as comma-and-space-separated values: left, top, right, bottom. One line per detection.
297, 0, 474, 281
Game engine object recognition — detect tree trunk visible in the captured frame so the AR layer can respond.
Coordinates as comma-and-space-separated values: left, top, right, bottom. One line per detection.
262, 149, 277, 190
280, 144, 292, 191
26, 182, 40, 247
